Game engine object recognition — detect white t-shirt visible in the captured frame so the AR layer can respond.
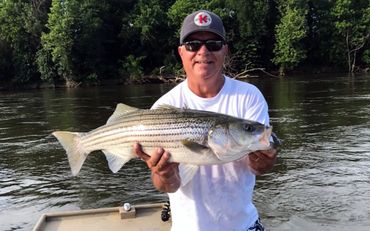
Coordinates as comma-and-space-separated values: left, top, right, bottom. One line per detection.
152, 76, 270, 231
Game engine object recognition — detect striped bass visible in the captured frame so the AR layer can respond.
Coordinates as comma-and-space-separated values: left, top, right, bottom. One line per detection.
53, 104, 274, 185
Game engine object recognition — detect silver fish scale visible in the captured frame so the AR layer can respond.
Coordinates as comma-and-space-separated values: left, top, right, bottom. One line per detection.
81, 108, 217, 152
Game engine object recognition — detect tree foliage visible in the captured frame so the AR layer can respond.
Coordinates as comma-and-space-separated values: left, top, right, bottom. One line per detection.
119, 0, 175, 79
225, 0, 271, 68
273, 0, 308, 75
0, 0, 369, 87
37, 0, 113, 86
0, 0, 49, 84
331, 0, 370, 72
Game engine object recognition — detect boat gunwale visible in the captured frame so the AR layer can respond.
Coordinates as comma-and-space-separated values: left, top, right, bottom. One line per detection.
32, 203, 167, 231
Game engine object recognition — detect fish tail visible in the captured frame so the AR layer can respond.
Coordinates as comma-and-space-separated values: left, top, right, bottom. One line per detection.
52, 131, 88, 176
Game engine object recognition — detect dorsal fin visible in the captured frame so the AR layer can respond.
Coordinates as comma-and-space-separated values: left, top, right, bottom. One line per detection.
156, 104, 179, 110
107, 103, 138, 124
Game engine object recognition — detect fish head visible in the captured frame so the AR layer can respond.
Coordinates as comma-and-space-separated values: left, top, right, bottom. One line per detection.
229, 121, 271, 150
208, 119, 272, 161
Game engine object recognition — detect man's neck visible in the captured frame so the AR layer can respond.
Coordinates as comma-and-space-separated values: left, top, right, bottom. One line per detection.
187, 75, 225, 98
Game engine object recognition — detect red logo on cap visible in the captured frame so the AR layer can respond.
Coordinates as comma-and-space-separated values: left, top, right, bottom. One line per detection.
194, 12, 212, 26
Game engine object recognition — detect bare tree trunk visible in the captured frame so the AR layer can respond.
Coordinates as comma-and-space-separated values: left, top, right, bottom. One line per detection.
279, 66, 286, 77
346, 30, 352, 73
351, 50, 357, 73
64, 74, 80, 88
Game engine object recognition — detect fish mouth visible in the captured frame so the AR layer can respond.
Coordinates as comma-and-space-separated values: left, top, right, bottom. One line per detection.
258, 127, 272, 148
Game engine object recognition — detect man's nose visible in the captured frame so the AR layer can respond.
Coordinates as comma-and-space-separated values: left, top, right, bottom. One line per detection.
197, 44, 209, 54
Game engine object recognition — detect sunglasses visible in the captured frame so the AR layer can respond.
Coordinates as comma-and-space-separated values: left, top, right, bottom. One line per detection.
182, 40, 225, 52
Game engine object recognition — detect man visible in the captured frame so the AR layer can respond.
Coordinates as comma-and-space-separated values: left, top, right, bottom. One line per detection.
134, 10, 277, 231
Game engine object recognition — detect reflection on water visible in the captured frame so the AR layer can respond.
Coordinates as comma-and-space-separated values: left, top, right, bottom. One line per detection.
254, 75, 370, 231
1, 75, 370, 230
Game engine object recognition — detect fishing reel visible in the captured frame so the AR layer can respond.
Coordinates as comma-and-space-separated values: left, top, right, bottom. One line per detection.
161, 201, 171, 222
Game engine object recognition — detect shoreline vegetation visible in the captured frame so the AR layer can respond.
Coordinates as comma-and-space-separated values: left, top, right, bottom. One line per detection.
0, 1, 369, 90
1, 67, 369, 91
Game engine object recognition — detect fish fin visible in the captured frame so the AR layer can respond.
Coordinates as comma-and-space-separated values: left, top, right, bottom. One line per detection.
179, 164, 199, 186
157, 104, 189, 111
102, 148, 135, 173
156, 104, 178, 110
52, 131, 88, 176
107, 103, 139, 124
181, 139, 211, 153
213, 151, 240, 162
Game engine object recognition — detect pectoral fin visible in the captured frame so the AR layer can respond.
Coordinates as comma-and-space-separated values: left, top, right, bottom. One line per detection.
181, 139, 210, 153
179, 164, 199, 186
213, 151, 245, 162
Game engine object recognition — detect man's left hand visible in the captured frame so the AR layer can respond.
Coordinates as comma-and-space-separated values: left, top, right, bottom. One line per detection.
247, 148, 277, 175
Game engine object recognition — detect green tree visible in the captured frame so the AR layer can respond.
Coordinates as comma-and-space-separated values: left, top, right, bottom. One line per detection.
37, 0, 78, 85
273, 0, 308, 76
37, 0, 114, 86
303, 1, 334, 68
331, 0, 370, 72
224, 0, 272, 69
167, 0, 206, 31
0, 39, 12, 84
1, 0, 368, 87
120, 0, 175, 77
0, 0, 49, 84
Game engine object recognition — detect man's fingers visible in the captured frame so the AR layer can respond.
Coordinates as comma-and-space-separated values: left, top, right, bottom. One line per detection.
135, 145, 166, 170
133, 143, 175, 174
145, 148, 162, 167
155, 151, 171, 171
133, 143, 150, 161
258, 148, 277, 159
249, 152, 263, 163
248, 149, 277, 175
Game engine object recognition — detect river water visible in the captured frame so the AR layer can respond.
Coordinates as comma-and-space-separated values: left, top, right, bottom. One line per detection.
0, 74, 369, 231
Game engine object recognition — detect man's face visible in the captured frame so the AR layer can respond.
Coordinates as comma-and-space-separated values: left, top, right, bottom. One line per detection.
178, 31, 228, 81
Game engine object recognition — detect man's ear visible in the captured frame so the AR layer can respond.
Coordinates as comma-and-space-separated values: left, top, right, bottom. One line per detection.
178, 46, 183, 57
222, 44, 229, 63
223, 43, 229, 55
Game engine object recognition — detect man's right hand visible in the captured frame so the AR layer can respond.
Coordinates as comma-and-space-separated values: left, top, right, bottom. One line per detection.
133, 143, 181, 193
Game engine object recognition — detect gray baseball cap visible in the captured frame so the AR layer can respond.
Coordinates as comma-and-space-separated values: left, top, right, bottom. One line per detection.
179, 10, 226, 44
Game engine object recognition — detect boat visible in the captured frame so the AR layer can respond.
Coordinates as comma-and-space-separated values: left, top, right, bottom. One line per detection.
32, 202, 171, 231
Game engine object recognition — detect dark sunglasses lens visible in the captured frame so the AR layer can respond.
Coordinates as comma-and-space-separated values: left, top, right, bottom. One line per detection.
184, 40, 224, 52
185, 41, 202, 51
205, 41, 223, 51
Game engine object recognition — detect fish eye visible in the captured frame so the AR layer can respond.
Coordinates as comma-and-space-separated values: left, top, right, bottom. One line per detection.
243, 124, 255, 132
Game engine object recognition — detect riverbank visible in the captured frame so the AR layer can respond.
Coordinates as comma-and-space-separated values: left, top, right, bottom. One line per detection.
1, 67, 368, 91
